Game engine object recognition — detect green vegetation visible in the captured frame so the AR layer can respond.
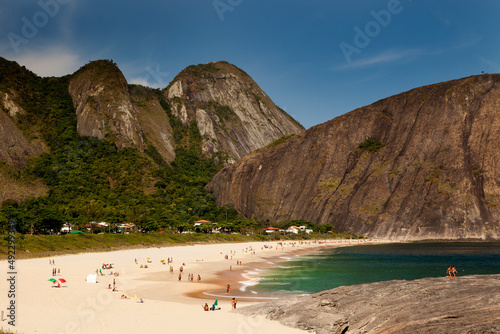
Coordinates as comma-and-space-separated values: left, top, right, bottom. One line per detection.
0, 229, 359, 260
179, 62, 220, 79
264, 134, 295, 150
426, 166, 442, 182
358, 138, 385, 152
200, 100, 237, 121
0, 58, 358, 245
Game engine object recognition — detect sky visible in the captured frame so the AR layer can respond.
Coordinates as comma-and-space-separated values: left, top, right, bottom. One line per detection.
1, 0, 499, 129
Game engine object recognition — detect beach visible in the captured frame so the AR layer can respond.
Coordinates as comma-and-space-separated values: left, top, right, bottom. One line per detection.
0, 238, 377, 334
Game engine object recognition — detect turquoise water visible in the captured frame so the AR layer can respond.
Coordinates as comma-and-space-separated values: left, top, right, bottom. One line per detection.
252, 242, 500, 296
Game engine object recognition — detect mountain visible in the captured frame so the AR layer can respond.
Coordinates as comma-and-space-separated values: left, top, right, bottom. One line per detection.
69, 60, 146, 151
163, 61, 304, 164
207, 74, 500, 240
0, 57, 304, 232
0, 58, 47, 168
66, 60, 304, 165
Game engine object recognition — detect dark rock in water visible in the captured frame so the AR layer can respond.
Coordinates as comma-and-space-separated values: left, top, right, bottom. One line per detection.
237, 274, 500, 334
207, 74, 500, 240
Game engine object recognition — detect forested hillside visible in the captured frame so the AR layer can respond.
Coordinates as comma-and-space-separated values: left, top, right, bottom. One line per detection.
0, 59, 259, 234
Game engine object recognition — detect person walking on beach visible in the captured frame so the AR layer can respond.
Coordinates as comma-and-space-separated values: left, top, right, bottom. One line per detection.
451, 266, 457, 279
446, 266, 452, 279
178, 273, 182, 281
231, 298, 237, 310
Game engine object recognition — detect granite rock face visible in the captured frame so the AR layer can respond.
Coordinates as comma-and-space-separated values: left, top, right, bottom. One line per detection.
238, 274, 500, 334
207, 74, 500, 240
0, 91, 45, 168
163, 61, 304, 164
66, 60, 303, 165
68, 60, 146, 150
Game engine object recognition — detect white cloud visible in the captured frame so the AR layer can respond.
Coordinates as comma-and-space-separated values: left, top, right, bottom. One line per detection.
129, 77, 155, 88
9, 48, 82, 77
479, 56, 500, 72
334, 49, 423, 71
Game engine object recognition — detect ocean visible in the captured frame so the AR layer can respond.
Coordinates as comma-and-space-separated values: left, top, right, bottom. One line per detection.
248, 242, 500, 297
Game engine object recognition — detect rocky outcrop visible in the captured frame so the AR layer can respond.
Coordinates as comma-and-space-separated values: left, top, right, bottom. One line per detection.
164, 61, 304, 163
0, 92, 45, 168
129, 85, 176, 163
67, 60, 303, 165
69, 60, 145, 150
207, 74, 500, 240
238, 274, 500, 334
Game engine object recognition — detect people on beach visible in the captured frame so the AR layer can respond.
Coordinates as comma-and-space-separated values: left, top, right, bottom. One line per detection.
446, 266, 452, 279
197, 274, 201, 282
227, 284, 231, 294
451, 266, 457, 279
178, 273, 182, 281
231, 298, 237, 309
203, 303, 209, 311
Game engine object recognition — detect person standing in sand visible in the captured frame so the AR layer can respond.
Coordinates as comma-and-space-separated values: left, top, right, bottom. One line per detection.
451, 266, 457, 279
446, 266, 452, 279
231, 298, 237, 309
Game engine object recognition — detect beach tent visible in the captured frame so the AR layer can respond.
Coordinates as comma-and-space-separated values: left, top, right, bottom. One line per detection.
86, 274, 97, 283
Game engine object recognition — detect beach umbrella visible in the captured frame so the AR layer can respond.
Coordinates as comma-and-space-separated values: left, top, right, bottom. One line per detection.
58, 278, 67, 283
146, 257, 150, 259
109, 262, 114, 265
48, 278, 56, 282
213, 299, 218, 306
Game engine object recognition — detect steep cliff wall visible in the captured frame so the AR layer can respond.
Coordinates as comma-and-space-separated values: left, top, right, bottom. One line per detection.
129, 85, 176, 163
0, 91, 45, 168
68, 60, 145, 150
67, 60, 303, 165
207, 74, 500, 240
164, 61, 304, 163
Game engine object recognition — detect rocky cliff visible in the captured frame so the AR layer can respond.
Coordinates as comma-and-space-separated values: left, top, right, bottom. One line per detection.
163, 61, 304, 164
68, 60, 146, 150
0, 91, 45, 168
238, 274, 500, 334
67, 60, 303, 165
0, 59, 46, 168
207, 74, 500, 240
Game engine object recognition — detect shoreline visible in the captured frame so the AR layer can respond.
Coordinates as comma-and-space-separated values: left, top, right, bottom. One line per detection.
0, 238, 387, 334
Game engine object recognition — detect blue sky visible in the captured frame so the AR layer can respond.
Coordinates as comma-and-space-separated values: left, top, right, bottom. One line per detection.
1, 0, 499, 129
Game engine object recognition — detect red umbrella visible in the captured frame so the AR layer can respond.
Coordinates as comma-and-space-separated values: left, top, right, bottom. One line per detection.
58, 278, 67, 283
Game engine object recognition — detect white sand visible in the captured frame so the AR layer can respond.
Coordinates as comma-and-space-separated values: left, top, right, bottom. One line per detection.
0, 238, 380, 334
